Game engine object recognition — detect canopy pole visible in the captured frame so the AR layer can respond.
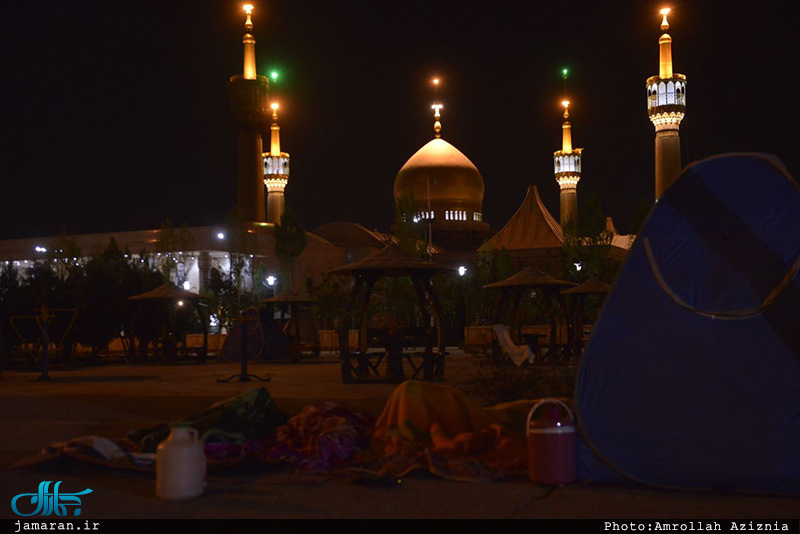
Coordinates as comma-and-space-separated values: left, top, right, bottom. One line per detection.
339, 277, 363, 383
357, 275, 378, 378
511, 287, 523, 343
423, 275, 446, 380
412, 276, 434, 380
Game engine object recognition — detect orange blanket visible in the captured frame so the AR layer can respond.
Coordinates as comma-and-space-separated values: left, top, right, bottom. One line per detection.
365, 381, 533, 481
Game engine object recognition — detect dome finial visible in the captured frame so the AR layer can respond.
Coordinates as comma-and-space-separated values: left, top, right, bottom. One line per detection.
244, 4, 254, 31
431, 103, 443, 138
660, 7, 670, 32
562, 100, 570, 120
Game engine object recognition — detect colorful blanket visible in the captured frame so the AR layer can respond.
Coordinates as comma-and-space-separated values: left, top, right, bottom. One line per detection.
13, 382, 558, 483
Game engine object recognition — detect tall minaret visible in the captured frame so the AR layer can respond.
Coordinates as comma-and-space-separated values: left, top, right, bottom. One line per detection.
554, 100, 582, 226
647, 8, 687, 199
264, 102, 290, 224
228, 4, 270, 222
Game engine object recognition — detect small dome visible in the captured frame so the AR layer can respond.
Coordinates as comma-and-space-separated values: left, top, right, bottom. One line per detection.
393, 138, 484, 213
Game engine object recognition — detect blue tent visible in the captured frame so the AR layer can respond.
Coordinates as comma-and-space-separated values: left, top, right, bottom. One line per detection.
576, 154, 800, 495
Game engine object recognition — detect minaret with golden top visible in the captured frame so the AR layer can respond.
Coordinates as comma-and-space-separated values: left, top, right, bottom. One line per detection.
229, 4, 270, 222
264, 102, 290, 224
554, 100, 582, 226
647, 8, 687, 199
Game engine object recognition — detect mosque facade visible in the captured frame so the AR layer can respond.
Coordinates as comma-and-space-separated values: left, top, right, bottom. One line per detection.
0, 7, 691, 297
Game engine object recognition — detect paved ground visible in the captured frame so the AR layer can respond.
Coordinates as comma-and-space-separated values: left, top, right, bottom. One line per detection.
0, 352, 796, 519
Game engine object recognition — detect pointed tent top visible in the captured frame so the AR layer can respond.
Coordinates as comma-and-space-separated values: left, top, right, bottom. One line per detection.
479, 186, 564, 252
561, 277, 612, 295
129, 282, 208, 301
329, 242, 454, 277
484, 266, 574, 289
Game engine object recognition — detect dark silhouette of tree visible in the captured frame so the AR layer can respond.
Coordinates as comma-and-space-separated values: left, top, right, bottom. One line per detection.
393, 193, 427, 258
274, 209, 307, 290
156, 218, 195, 283
561, 194, 619, 283
0, 263, 23, 367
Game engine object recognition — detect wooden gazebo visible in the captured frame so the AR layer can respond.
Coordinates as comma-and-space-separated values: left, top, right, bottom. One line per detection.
128, 283, 209, 363
330, 243, 455, 383
484, 267, 575, 360
257, 290, 320, 358
560, 277, 612, 358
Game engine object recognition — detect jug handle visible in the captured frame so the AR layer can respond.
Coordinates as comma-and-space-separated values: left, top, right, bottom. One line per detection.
526, 399, 574, 437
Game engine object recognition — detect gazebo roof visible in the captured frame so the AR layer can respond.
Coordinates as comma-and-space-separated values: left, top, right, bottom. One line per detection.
330, 243, 454, 277
561, 277, 612, 295
128, 283, 208, 301
258, 290, 316, 304
484, 267, 575, 289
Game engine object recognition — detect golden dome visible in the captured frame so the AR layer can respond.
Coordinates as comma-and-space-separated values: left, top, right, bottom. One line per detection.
393, 138, 484, 214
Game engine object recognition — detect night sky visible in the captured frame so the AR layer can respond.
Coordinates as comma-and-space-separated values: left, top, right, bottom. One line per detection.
1, 0, 798, 240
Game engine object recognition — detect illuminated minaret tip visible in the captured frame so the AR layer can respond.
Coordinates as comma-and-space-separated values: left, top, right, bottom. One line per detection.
228, 3, 270, 222
647, 7, 686, 199
659, 8, 673, 78
264, 102, 290, 224
554, 99, 582, 227
242, 4, 257, 80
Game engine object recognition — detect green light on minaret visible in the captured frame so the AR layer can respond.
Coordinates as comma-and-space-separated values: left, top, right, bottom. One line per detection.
270, 71, 279, 81
562, 68, 568, 78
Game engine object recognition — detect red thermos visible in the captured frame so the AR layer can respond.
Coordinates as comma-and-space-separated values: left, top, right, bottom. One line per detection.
526, 399, 576, 485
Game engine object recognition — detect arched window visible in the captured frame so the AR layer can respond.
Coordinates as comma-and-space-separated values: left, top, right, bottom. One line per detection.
675, 82, 685, 105
658, 81, 667, 105
667, 81, 675, 104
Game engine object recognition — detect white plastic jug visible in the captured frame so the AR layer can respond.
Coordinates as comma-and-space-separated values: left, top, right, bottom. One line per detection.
156, 424, 206, 500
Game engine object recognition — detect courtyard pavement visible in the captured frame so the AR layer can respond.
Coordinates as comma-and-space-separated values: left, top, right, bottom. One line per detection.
0, 351, 796, 520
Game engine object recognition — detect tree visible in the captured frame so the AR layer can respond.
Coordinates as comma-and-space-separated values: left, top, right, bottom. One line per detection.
308, 272, 349, 330
205, 209, 260, 331
0, 263, 23, 366
273, 209, 307, 290
156, 218, 195, 284
463, 249, 513, 326
67, 238, 163, 362
393, 193, 427, 258
561, 193, 618, 283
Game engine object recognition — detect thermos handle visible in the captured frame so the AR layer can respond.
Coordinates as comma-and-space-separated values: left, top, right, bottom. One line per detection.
526, 399, 575, 437
188, 428, 198, 442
